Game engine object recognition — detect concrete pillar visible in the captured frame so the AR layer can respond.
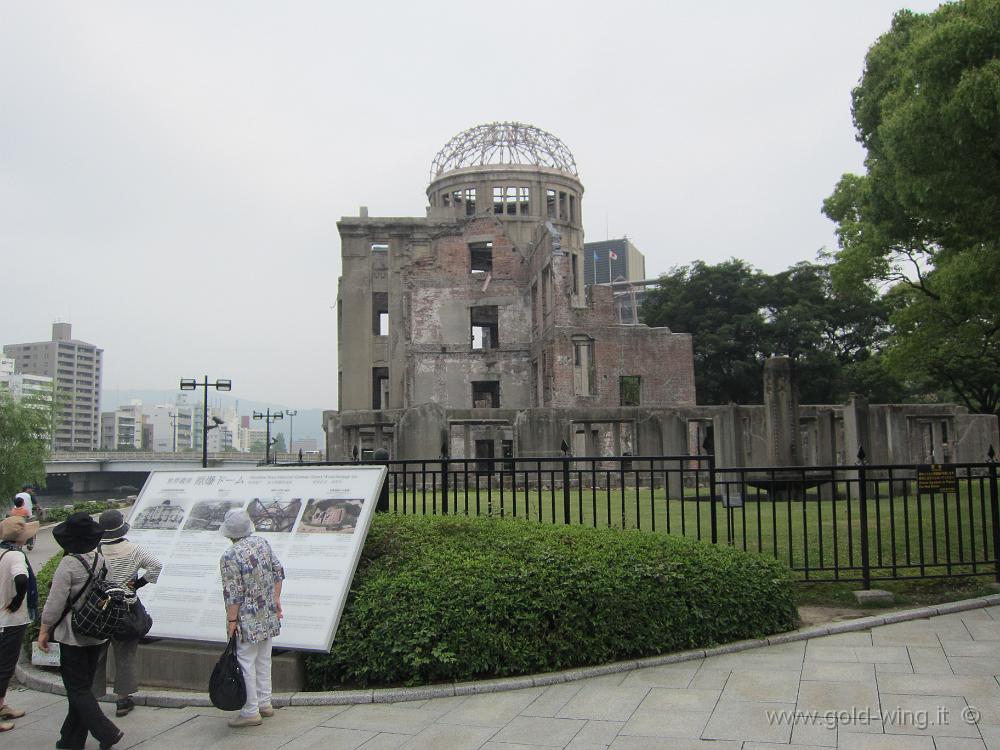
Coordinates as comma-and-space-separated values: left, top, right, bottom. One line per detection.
763, 357, 801, 467
843, 395, 871, 466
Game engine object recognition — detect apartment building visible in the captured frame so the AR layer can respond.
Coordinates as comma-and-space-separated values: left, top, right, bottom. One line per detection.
4, 323, 103, 451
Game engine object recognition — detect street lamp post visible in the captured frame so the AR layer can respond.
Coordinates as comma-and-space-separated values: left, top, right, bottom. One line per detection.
284, 410, 298, 454
180, 376, 232, 468
253, 409, 284, 465
167, 412, 177, 453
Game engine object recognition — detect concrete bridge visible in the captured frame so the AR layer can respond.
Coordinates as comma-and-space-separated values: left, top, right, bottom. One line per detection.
44, 451, 287, 493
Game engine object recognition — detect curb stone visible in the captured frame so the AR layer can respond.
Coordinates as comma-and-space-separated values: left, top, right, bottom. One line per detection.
16, 594, 1000, 707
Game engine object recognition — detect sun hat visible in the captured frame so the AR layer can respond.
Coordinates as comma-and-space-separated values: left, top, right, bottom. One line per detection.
52, 511, 105, 554
1, 516, 39, 545
98, 509, 130, 540
219, 508, 254, 540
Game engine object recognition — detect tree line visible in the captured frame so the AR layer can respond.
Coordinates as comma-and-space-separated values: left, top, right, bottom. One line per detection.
642, 0, 1000, 417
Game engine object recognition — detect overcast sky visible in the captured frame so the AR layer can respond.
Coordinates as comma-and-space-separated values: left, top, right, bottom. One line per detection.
0, 1, 943, 409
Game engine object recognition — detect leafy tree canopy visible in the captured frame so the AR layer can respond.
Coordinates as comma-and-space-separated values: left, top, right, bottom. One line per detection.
824, 0, 1000, 415
640, 260, 900, 405
0, 391, 55, 500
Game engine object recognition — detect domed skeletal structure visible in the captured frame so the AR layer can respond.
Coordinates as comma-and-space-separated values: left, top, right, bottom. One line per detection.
430, 122, 578, 181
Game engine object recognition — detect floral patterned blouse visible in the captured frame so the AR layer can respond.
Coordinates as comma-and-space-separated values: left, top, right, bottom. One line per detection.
220, 535, 285, 643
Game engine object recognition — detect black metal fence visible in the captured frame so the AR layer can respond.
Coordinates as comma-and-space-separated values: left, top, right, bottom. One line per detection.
296, 452, 1000, 586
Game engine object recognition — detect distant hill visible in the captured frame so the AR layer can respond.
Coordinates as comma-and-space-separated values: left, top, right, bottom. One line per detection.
100, 389, 327, 444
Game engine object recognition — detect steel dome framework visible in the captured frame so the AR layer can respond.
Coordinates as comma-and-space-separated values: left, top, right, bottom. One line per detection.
430, 122, 578, 181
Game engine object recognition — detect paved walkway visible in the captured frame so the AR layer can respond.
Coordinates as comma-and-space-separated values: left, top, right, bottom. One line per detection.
8, 604, 1000, 749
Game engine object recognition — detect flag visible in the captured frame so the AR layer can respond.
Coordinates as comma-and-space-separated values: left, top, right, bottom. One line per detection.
608, 250, 618, 260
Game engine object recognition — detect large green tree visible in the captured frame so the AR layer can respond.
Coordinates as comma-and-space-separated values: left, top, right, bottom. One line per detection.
823, 0, 1000, 414
0, 391, 55, 501
640, 260, 899, 405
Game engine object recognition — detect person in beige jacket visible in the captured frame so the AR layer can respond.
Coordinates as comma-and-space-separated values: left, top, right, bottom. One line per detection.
38, 512, 123, 750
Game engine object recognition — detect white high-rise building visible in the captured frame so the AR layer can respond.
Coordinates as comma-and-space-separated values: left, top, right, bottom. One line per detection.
4, 323, 103, 451
101, 400, 145, 451
0, 356, 55, 403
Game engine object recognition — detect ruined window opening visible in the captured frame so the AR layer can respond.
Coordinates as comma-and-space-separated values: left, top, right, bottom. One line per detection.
470, 305, 499, 350
475, 439, 495, 473
619, 375, 641, 406
542, 351, 552, 405
451, 189, 463, 210
443, 193, 451, 207
469, 241, 493, 274
542, 266, 553, 323
573, 336, 596, 396
571, 254, 579, 297
531, 359, 539, 406
464, 188, 476, 215
517, 187, 530, 215
558, 191, 567, 219
493, 187, 504, 214
505, 186, 518, 215
371, 242, 389, 253
530, 281, 539, 330
569, 195, 576, 223
372, 292, 389, 336
372, 367, 389, 410
546, 189, 556, 218
472, 380, 500, 408
501, 439, 514, 472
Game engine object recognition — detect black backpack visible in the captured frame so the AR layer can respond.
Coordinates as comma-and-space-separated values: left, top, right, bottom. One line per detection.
68, 554, 130, 640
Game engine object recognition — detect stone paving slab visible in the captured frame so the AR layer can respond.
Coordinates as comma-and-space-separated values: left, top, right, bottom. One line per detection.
7, 596, 1000, 749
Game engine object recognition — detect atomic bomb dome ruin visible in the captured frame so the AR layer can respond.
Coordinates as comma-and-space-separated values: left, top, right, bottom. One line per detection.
326, 122, 997, 467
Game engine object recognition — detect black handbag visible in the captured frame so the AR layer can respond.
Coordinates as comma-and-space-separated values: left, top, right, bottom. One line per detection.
115, 597, 153, 640
209, 634, 246, 711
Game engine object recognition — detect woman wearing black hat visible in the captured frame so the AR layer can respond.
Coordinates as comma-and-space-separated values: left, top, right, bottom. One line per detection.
37, 512, 123, 750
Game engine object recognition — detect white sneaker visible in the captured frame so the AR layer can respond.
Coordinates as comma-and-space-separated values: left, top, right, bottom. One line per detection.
259, 705, 275, 718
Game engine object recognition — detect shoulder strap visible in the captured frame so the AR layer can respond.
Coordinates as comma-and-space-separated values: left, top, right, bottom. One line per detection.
52, 554, 98, 629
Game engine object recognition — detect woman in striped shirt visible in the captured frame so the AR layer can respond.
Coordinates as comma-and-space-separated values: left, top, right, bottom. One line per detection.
92, 509, 162, 717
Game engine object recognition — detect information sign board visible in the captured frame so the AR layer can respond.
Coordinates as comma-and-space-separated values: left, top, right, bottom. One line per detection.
126, 465, 386, 652
916, 465, 958, 494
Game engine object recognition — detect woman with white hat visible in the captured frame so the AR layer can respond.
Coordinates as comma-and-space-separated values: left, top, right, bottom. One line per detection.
219, 508, 285, 728
0, 515, 39, 732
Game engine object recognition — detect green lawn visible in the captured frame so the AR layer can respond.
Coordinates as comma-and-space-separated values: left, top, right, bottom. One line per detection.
385, 474, 1000, 584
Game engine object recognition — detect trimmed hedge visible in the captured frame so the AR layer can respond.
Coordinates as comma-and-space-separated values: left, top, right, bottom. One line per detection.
304, 514, 797, 688
43, 500, 122, 524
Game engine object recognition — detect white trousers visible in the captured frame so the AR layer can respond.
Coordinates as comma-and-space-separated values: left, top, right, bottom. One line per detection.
235, 637, 273, 717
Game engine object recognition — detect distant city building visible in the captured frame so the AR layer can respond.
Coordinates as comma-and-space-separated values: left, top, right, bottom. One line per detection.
583, 238, 646, 287
0, 356, 54, 403
101, 400, 145, 451
4, 323, 103, 451
291, 437, 318, 453
145, 403, 195, 452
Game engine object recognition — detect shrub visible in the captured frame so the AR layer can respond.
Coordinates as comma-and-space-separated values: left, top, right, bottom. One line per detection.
304, 514, 797, 688
43, 500, 120, 524
25, 551, 63, 647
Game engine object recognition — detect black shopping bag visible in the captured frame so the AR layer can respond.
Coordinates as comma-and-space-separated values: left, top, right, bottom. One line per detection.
209, 634, 246, 711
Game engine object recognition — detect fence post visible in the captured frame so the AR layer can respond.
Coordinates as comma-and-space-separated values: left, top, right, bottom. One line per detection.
709, 453, 718, 545
562, 457, 572, 525
988, 446, 1000, 584
441, 457, 450, 515
857, 447, 871, 590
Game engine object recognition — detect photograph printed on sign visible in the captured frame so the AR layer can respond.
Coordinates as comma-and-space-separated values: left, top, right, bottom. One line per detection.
184, 500, 244, 531
247, 498, 302, 533
131, 499, 186, 530
300, 498, 364, 534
